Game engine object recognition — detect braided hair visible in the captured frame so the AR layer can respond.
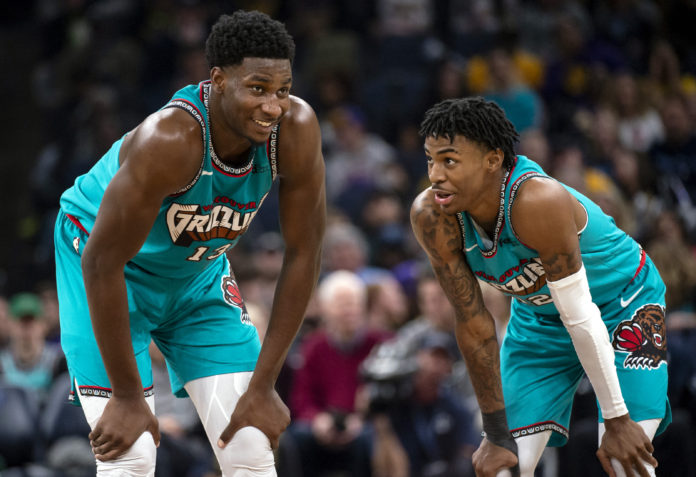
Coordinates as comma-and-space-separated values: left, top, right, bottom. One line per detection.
205, 10, 295, 70
419, 97, 520, 169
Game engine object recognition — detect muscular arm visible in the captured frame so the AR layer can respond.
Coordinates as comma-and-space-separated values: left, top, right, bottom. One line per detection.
219, 96, 326, 450
510, 178, 583, 281
81, 108, 203, 459
410, 190, 503, 413
249, 96, 326, 390
411, 191, 518, 476
512, 178, 656, 477
511, 178, 628, 415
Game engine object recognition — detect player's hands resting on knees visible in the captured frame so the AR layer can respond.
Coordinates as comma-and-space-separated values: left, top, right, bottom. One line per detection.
219, 385, 290, 450
90, 395, 160, 461
473, 438, 519, 477
598, 414, 657, 477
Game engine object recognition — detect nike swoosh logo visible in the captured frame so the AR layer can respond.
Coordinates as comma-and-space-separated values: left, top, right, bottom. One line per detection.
201, 170, 213, 176
620, 286, 644, 308
465, 243, 479, 252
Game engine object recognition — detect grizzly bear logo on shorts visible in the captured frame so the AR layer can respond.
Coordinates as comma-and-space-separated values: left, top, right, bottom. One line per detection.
221, 276, 252, 325
222, 276, 244, 308
612, 304, 667, 369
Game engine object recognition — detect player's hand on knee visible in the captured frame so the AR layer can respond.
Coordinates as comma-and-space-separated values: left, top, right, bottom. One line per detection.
598, 414, 657, 477
472, 438, 520, 477
89, 395, 160, 461
218, 386, 290, 450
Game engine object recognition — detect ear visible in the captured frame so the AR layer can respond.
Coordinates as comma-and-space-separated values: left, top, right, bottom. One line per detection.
485, 148, 505, 171
210, 66, 226, 94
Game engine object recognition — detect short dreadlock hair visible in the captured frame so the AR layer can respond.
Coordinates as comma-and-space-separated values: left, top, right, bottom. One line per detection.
205, 10, 295, 70
419, 97, 520, 169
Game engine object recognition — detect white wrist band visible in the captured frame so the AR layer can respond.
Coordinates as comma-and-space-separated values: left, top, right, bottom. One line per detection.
547, 265, 628, 419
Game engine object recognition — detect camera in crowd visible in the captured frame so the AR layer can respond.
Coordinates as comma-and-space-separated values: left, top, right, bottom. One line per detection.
360, 337, 419, 415
361, 329, 461, 415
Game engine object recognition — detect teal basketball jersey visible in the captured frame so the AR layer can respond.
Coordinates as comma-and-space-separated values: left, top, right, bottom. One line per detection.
59, 81, 278, 278
457, 155, 644, 314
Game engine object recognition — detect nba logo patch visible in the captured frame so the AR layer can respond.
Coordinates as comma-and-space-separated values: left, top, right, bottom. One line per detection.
73, 237, 80, 254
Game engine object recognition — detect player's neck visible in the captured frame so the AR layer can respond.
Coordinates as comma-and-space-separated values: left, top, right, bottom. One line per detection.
208, 96, 253, 165
470, 168, 509, 236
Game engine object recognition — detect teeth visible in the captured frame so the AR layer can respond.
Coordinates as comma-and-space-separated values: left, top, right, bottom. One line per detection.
255, 120, 272, 127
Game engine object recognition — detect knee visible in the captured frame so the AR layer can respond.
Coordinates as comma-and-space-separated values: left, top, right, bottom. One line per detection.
96, 432, 157, 477
518, 459, 536, 477
217, 426, 275, 476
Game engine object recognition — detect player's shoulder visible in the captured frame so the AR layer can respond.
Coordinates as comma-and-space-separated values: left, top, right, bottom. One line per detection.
282, 95, 319, 130
411, 187, 438, 217
145, 107, 202, 143
410, 188, 459, 233
513, 175, 571, 212
119, 107, 204, 194
128, 107, 202, 159
275, 95, 322, 165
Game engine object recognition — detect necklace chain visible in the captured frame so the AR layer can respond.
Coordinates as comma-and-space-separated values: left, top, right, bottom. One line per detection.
203, 83, 254, 175
482, 168, 510, 257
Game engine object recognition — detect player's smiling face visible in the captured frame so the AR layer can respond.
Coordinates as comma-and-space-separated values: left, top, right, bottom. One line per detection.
219, 57, 292, 145
425, 134, 497, 214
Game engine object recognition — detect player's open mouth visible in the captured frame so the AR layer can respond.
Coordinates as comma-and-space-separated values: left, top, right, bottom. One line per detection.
434, 190, 454, 206
254, 119, 273, 128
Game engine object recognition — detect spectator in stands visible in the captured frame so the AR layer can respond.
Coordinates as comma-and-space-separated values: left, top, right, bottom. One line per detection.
483, 45, 545, 134
367, 330, 478, 477
366, 274, 411, 332
37, 281, 61, 345
647, 39, 688, 104
321, 221, 394, 285
518, 128, 552, 172
649, 93, 696, 237
645, 211, 696, 314
281, 270, 391, 477
607, 71, 665, 153
590, 0, 662, 74
384, 268, 479, 414
540, 9, 626, 136
608, 146, 662, 242
324, 105, 397, 217
0, 292, 65, 398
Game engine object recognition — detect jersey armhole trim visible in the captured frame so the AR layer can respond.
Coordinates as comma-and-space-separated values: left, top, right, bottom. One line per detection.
267, 124, 279, 181
507, 172, 549, 249
163, 99, 206, 197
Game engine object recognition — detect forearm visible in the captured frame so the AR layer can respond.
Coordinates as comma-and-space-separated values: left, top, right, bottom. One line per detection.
83, 261, 142, 397
454, 314, 507, 413
249, 248, 321, 389
565, 319, 627, 419
547, 265, 627, 419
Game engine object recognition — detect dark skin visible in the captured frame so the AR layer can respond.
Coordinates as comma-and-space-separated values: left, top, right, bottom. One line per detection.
83, 57, 326, 461
410, 135, 657, 477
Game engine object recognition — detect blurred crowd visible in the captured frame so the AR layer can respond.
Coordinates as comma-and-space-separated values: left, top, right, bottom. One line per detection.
2, 0, 696, 475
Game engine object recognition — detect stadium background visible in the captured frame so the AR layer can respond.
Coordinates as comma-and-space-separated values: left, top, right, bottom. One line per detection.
1, 1, 695, 476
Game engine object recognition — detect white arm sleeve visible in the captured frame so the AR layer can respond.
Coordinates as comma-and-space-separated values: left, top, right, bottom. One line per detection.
546, 264, 628, 419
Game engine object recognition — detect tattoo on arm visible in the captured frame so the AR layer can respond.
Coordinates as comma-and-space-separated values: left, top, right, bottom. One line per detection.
412, 199, 506, 412
543, 251, 582, 281
463, 331, 506, 411
413, 204, 485, 319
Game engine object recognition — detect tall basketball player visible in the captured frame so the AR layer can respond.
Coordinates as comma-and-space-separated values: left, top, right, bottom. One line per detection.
54, 10, 325, 476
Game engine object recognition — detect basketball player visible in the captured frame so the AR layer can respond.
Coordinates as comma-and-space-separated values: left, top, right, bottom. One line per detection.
410, 97, 669, 477
54, 10, 325, 476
